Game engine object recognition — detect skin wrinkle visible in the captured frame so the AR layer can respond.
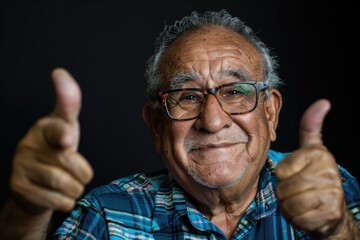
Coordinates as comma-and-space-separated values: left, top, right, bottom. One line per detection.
159, 26, 263, 89
185, 134, 249, 190
155, 26, 279, 238
168, 69, 252, 90
167, 31, 260, 183
4, 11, 358, 240
183, 130, 249, 152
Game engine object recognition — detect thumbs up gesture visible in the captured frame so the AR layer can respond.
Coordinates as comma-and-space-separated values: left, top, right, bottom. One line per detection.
275, 99, 359, 239
0, 68, 93, 239
10, 69, 92, 211
8, 68, 93, 212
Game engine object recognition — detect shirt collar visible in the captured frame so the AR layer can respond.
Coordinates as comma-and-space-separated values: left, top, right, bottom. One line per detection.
151, 157, 279, 231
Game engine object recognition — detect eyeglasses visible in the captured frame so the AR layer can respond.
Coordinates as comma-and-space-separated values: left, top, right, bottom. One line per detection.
158, 81, 268, 120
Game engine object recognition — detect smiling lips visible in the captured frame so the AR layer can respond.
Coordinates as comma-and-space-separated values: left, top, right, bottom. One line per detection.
190, 142, 241, 151
184, 131, 249, 153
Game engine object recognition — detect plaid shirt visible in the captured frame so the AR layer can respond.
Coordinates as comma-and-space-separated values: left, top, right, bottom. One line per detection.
54, 150, 360, 239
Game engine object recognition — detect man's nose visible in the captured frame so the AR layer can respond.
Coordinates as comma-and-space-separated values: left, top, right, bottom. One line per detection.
193, 94, 232, 133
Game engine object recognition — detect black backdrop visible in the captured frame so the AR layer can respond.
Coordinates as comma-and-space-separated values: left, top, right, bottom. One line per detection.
1, 0, 358, 235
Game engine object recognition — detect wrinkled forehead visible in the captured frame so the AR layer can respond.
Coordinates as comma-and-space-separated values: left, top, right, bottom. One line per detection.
158, 26, 263, 87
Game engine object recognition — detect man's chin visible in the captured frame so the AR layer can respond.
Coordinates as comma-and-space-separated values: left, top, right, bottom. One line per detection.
187, 168, 242, 189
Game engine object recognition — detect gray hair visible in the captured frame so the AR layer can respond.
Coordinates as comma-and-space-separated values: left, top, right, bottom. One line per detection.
144, 9, 282, 107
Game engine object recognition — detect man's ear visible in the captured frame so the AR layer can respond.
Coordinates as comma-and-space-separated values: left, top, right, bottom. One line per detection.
264, 89, 282, 142
142, 102, 163, 153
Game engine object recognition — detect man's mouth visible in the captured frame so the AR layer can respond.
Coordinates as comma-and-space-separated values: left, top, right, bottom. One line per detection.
190, 142, 240, 151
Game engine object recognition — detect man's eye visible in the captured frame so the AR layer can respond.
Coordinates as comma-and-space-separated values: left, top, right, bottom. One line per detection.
179, 94, 201, 103
225, 85, 253, 96
227, 90, 243, 95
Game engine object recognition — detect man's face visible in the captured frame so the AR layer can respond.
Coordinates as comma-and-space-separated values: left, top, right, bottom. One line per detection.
151, 27, 279, 190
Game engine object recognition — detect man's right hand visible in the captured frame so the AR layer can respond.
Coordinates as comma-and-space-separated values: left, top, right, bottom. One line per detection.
0, 68, 93, 239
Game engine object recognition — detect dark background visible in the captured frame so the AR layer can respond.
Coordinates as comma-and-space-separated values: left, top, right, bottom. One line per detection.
1, 0, 358, 236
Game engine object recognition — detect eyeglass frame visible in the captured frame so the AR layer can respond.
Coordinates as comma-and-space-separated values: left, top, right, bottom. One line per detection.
158, 81, 269, 121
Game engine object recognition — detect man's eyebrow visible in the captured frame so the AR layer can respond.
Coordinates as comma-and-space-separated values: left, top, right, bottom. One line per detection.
168, 69, 251, 89
220, 69, 251, 82
169, 72, 200, 89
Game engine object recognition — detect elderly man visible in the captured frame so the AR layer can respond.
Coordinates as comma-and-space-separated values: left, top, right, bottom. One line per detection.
1, 9, 359, 239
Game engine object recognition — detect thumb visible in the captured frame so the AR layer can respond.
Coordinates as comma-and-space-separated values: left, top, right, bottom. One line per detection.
299, 99, 331, 147
51, 68, 82, 124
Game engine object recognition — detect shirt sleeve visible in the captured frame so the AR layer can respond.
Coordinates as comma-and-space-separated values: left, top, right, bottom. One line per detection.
339, 165, 360, 228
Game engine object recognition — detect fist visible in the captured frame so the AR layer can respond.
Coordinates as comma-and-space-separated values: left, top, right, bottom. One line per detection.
9, 68, 93, 213
275, 99, 349, 237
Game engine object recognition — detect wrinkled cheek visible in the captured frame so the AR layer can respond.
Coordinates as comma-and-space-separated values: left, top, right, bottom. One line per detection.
160, 126, 188, 172
162, 121, 191, 156
160, 122, 177, 154
249, 124, 271, 166
246, 127, 269, 160
160, 133, 172, 157
160, 140, 192, 188
259, 118, 271, 145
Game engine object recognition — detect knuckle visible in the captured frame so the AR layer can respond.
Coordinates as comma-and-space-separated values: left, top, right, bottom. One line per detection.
309, 145, 331, 158
49, 169, 69, 191
323, 167, 340, 180
48, 168, 84, 199
329, 187, 343, 200
59, 153, 73, 167
74, 185, 85, 199
329, 209, 342, 221
48, 194, 75, 212
84, 166, 94, 184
